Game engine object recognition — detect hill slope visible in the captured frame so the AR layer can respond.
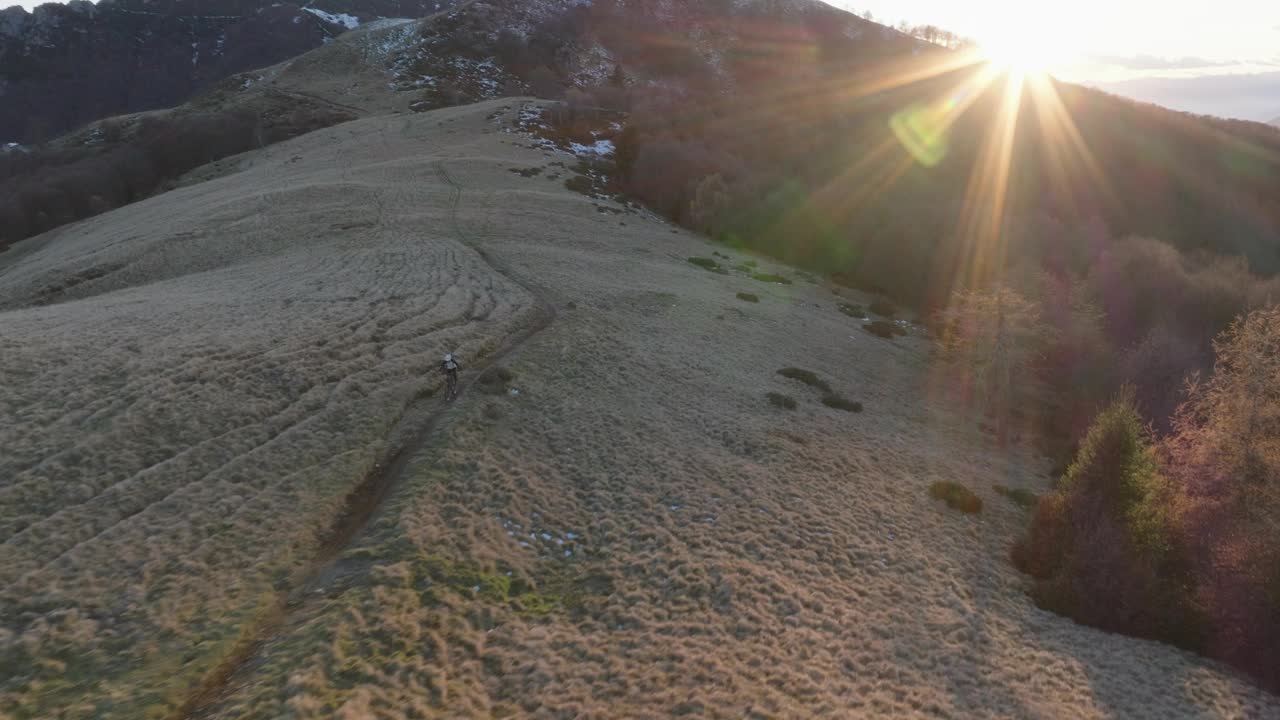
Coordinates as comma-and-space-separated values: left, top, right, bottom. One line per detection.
9, 0, 1280, 283
3, 97, 1278, 719
0, 0, 456, 144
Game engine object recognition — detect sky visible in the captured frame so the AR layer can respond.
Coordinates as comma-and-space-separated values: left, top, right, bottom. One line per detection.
834, 1, 1280, 121
834, 1, 1280, 82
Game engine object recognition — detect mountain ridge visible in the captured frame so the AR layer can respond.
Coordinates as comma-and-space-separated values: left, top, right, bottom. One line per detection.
0, 0, 458, 143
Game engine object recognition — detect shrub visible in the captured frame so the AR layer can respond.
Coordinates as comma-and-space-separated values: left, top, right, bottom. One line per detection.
688, 256, 719, 270
1010, 492, 1071, 578
766, 392, 796, 409
1012, 392, 1198, 646
929, 481, 983, 513
736, 292, 759, 303
477, 366, 516, 393
821, 395, 863, 413
869, 300, 897, 317
751, 272, 792, 285
993, 484, 1039, 508
863, 321, 897, 339
564, 175, 593, 194
776, 367, 831, 393
838, 303, 865, 319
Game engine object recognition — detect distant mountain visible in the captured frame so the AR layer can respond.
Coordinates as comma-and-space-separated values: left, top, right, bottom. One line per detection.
0, 0, 455, 144
1091, 71, 1280, 123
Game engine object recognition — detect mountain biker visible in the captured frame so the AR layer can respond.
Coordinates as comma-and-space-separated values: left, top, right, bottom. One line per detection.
441, 352, 460, 399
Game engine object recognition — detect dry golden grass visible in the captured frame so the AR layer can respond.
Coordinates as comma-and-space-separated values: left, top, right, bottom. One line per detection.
3, 99, 1278, 719
0, 103, 538, 718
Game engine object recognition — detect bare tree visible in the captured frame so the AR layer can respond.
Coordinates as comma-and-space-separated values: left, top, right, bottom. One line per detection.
936, 287, 1046, 441
1175, 307, 1280, 494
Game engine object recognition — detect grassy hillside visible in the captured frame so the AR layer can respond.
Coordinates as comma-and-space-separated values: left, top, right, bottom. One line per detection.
5, 97, 1272, 719
4, 0, 1280, 712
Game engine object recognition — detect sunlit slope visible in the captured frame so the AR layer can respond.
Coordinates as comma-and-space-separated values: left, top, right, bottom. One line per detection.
156, 100, 1278, 720
0, 105, 537, 717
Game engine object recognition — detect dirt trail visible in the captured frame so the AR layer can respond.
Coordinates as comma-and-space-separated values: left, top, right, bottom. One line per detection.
177, 157, 556, 720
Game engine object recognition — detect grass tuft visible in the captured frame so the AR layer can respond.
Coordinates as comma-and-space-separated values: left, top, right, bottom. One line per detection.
766, 392, 797, 409
993, 484, 1039, 508
564, 175, 593, 194
477, 366, 515, 394
929, 481, 983, 513
776, 367, 831, 393
864, 320, 903, 339
821, 395, 863, 413
838, 303, 866, 319
688, 256, 719, 270
751, 272, 792, 285
736, 292, 759, 303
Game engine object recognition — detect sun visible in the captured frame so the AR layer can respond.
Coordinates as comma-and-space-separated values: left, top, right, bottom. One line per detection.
975, 23, 1077, 76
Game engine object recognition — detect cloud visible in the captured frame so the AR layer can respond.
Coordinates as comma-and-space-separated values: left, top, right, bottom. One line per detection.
1091, 54, 1241, 71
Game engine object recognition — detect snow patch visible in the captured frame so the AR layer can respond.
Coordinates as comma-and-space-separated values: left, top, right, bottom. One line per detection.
569, 139, 614, 157
302, 7, 360, 29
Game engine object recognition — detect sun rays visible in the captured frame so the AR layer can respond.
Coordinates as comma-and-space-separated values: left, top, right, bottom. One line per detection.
805, 46, 1113, 295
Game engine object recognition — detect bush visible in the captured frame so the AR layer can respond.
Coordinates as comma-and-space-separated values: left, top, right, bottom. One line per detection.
766, 392, 796, 409
477, 366, 516, 393
869, 300, 897, 318
564, 175, 594, 194
751, 272, 792, 285
821, 395, 863, 413
776, 367, 831, 393
1011, 392, 1198, 646
863, 321, 898, 339
1010, 492, 1071, 578
688, 256, 719, 270
736, 292, 759, 303
929, 481, 983, 513
838, 303, 865, 318
993, 484, 1039, 508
